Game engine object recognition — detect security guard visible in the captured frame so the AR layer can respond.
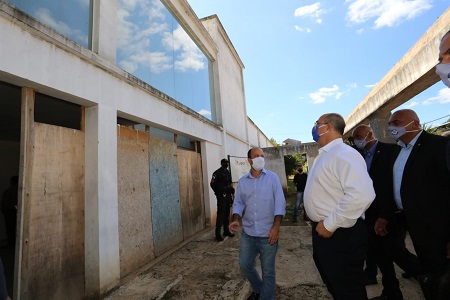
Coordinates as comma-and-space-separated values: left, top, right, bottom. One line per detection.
210, 158, 235, 241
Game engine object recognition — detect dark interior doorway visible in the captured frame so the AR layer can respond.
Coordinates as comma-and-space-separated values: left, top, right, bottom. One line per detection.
0, 81, 21, 298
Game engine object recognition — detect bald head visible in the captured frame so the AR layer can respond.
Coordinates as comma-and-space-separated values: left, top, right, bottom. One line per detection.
352, 124, 372, 137
390, 109, 420, 123
352, 124, 376, 149
388, 109, 421, 144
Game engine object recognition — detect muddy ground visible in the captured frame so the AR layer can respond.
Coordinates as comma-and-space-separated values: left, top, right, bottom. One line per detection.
104, 193, 424, 300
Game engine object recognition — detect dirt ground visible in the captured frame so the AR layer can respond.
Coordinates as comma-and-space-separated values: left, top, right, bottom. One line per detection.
104, 193, 425, 300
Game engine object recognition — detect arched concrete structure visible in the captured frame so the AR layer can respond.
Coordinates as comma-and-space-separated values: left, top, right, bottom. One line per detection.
344, 7, 450, 141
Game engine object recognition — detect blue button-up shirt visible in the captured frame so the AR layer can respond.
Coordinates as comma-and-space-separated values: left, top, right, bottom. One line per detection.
364, 140, 378, 171
393, 131, 423, 210
232, 168, 286, 237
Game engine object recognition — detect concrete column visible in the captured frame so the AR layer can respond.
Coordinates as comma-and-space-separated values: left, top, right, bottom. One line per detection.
369, 111, 394, 143
91, 0, 117, 63
84, 104, 120, 297
200, 141, 218, 227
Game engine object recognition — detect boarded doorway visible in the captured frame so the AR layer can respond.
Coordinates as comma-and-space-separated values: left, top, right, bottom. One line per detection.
26, 123, 85, 299
149, 137, 183, 257
177, 149, 205, 239
117, 126, 154, 277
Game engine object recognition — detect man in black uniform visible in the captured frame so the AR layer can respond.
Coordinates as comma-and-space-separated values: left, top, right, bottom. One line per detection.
210, 159, 235, 241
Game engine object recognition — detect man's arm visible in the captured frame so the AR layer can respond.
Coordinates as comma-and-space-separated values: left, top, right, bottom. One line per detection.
268, 215, 283, 244
229, 213, 241, 232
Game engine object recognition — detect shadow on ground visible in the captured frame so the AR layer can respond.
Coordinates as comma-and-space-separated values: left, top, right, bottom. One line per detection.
104, 192, 424, 300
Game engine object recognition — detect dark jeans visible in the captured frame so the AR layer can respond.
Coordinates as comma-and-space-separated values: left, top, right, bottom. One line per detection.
312, 219, 368, 300
216, 193, 232, 231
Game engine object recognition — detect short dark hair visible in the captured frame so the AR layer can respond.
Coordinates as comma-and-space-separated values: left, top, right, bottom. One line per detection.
247, 148, 252, 158
324, 113, 345, 135
221, 158, 228, 164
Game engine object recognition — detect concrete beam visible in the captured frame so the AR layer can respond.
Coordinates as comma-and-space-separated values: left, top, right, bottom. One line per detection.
345, 7, 450, 137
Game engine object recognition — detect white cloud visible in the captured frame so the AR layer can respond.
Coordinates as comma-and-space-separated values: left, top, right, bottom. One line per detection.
35, 8, 88, 45
309, 85, 341, 104
406, 101, 419, 108
294, 2, 325, 25
294, 25, 311, 33
348, 82, 358, 88
198, 109, 211, 117
346, 0, 432, 29
356, 28, 364, 34
163, 26, 206, 72
365, 82, 377, 88
117, 0, 205, 74
422, 88, 450, 105
295, 2, 323, 18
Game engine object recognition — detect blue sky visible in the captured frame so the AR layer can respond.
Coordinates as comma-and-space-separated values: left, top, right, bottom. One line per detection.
189, 0, 450, 144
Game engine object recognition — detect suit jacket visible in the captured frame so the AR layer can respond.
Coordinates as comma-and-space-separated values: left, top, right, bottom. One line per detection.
364, 141, 399, 223
393, 131, 450, 270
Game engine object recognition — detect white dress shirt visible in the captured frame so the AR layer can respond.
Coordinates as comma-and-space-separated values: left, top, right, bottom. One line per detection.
304, 138, 375, 232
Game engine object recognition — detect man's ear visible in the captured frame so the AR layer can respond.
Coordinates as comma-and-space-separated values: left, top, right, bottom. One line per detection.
248, 158, 253, 165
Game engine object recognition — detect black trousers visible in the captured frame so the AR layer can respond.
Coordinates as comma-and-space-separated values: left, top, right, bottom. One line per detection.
366, 220, 403, 299
386, 212, 421, 277
216, 193, 232, 231
312, 219, 367, 300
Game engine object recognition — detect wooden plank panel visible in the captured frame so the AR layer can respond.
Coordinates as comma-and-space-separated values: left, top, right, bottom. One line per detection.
177, 150, 205, 239
117, 126, 154, 278
149, 137, 183, 256
27, 123, 84, 300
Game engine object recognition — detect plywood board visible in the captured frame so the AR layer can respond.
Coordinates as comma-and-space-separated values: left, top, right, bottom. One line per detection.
117, 126, 154, 277
177, 149, 205, 239
149, 137, 183, 257
27, 123, 84, 299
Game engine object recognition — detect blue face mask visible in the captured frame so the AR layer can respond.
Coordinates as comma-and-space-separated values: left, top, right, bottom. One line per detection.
312, 125, 327, 142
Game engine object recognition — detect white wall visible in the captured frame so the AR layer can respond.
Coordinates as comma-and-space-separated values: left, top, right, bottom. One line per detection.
0, 1, 273, 296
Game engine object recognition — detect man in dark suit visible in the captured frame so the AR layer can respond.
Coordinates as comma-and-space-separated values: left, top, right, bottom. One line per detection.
388, 109, 450, 300
353, 124, 419, 300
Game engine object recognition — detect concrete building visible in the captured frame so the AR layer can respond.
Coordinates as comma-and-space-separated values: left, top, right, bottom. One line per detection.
0, 0, 271, 298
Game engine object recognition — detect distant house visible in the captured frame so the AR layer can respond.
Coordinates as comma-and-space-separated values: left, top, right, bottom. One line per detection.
283, 138, 302, 145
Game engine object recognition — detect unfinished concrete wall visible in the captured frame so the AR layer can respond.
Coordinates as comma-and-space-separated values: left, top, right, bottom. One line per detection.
27, 123, 84, 299
149, 137, 183, 257
177, 149, 205, 239
117, 126, 154, 278
263, 143, 319, 192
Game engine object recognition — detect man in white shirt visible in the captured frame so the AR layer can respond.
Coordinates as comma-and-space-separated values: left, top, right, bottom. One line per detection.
304, 113, 375, 300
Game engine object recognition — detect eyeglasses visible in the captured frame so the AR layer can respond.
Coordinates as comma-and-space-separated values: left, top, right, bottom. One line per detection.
314, 121, 328, 126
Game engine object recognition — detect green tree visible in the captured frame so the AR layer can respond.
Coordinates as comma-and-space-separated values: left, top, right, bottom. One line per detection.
269, 138, 279, 146
284, 154, 304, 176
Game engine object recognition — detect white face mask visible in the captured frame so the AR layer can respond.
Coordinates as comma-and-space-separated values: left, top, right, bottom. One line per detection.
251, 157, 265, 171
436, 63, 450, 88
354, 132, 375, 149
387, 120, 420, 140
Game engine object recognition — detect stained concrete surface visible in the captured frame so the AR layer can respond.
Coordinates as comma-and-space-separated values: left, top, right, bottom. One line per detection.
103, 221, 424, 300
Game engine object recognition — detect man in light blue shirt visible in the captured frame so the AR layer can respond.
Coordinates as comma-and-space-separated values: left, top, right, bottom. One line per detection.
229, 147, 286, 300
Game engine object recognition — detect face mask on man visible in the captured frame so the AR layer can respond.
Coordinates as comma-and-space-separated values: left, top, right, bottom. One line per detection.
354, 132, 374, 149
436, 63, 450, 88
388, 120, 420, 140
251, 157, 265, 171
311, 125, 328, 142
